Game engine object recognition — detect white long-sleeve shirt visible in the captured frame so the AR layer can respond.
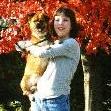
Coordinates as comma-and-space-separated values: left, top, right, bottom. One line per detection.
27, 38, 80, 100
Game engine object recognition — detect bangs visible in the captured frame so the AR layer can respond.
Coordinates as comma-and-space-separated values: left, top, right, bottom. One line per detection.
55, 7, 74, 18
55, 12, 65, 17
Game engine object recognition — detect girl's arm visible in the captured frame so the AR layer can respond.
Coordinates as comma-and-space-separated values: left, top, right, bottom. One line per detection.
26, 38, 80, 59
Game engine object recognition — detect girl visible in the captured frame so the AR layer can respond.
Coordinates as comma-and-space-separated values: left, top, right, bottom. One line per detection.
17, 7, 80, 111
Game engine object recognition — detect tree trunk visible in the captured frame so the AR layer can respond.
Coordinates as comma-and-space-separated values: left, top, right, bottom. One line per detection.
81, 53, 103, 111
81, 54, 92, 111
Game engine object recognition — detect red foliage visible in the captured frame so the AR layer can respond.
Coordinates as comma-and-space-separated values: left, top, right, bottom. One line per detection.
0, 0, 111, 55
76, 0, 111, 55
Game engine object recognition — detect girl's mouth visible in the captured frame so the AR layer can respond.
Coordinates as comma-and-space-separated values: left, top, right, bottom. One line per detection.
58, 27, 65, 30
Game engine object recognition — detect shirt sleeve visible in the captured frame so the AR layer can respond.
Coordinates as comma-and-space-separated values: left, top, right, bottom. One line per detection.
27, 38, 80, 59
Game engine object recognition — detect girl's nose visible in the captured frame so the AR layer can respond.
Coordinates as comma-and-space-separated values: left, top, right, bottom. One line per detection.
58, 19, 63, 24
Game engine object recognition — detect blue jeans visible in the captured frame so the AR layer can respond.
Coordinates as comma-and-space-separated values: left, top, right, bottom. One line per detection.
30, 95, 70, 111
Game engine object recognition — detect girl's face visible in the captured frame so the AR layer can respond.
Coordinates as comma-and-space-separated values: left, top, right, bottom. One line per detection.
54, 13, 71, 39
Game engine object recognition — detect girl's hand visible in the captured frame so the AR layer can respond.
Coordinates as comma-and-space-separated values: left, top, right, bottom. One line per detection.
15, 40, 32, 52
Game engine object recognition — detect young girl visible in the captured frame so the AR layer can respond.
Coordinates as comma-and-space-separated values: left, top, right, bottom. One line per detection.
17, 7, 80, 111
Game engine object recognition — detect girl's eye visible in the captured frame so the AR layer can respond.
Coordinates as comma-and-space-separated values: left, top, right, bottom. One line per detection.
63, 19, 68, 21
55, 19, 60, 22
54, 19, 69, 22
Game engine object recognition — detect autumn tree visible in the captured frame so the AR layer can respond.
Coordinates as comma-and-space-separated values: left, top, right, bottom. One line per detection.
0, 0, 111, 111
